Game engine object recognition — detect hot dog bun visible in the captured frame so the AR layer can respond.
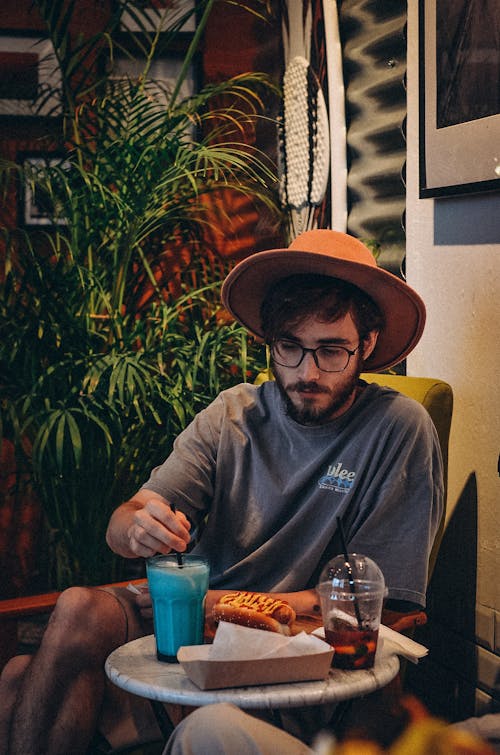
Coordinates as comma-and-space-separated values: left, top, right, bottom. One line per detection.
212, 591, 296, 635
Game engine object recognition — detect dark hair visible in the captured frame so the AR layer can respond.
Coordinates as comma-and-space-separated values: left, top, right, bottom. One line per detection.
260, 274, 384, 344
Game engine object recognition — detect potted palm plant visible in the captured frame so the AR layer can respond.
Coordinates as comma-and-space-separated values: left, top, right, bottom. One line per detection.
0, 0, 279, 590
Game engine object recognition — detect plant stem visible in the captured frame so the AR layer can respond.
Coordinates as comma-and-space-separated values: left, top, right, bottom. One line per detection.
170, 0, 216, 109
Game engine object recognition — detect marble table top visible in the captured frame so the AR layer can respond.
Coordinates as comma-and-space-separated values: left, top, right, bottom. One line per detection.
105, 635, 400, 711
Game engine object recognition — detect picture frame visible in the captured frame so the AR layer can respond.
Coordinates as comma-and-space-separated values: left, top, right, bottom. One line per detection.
19, 153, 68, 228
111, 0, 199, 108
419, 0, 500, 198
0, 34, 62, 118
110, 52, 197, 106
119, 0, 196, 34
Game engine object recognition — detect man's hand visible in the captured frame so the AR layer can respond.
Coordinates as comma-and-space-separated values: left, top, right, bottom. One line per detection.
127, 496, 191, 557
106, 489, 191, 559
133, 584, 153, 620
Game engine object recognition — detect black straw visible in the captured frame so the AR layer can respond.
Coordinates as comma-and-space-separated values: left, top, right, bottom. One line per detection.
336, 517, 362, 629
170, 504, 184, 567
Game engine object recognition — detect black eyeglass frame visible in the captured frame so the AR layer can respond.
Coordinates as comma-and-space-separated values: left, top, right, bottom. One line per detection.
271, 339, 360, 373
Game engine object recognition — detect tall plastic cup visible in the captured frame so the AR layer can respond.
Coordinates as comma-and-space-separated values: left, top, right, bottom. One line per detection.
317, 553, 387, 670
146, 554, 209, 662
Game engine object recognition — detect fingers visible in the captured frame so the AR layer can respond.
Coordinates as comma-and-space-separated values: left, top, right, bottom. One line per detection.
134, 586, 154, 619
126, 500, 191, 558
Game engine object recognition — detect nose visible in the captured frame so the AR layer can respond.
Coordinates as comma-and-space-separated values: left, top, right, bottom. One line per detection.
297, 350, 321, 380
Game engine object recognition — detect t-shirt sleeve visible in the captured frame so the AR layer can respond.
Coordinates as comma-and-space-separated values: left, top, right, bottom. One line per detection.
346, 399, 444, 607
140, 395, 223, 526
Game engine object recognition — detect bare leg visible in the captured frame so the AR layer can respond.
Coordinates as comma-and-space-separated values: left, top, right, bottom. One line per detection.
5, 585, 145, 755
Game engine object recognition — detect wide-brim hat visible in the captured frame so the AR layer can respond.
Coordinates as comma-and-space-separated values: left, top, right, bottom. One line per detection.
221, 229, 426, 372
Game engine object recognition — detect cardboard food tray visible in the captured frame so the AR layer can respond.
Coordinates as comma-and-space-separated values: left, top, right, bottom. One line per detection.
177, 644, 334, 690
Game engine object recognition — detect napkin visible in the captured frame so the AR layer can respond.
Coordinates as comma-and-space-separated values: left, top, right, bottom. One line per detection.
378, 625, 428, 663
312, 624, 428, 664
210, 620, 329, 660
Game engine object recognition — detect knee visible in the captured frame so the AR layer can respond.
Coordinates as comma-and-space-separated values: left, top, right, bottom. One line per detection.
43, 586, 126, 655
166, 704, 251, 754
50, 586, 102, 631
183, 703, 237, 731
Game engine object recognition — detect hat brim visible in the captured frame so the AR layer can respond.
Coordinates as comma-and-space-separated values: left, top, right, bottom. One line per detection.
221, 249, 426, 372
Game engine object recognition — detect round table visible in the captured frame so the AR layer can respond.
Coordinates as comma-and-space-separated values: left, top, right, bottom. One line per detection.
105, 634, 400, 711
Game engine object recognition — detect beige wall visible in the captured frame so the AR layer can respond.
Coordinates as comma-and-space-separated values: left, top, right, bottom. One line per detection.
404, 0, 499, 714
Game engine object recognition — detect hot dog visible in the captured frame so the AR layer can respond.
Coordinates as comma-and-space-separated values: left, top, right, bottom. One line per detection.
212, 591, 296, 635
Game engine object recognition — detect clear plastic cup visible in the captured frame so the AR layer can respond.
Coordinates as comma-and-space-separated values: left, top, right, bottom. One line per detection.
317, 553, 387, 669
146, 554, 209, 662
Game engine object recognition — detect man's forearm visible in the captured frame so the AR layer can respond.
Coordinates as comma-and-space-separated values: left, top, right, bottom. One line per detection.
274, 589, 322, 617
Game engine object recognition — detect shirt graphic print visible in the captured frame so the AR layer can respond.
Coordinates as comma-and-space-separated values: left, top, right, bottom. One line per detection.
318, 461, 356, 493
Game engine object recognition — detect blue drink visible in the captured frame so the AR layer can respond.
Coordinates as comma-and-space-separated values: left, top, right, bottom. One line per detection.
146, 554, 209, 662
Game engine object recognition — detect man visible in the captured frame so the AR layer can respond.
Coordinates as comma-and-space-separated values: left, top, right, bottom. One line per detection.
0, 230, 443, 754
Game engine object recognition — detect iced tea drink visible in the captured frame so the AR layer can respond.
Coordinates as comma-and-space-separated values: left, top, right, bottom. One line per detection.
324, 625, 379, 669
317, 554, 387, 670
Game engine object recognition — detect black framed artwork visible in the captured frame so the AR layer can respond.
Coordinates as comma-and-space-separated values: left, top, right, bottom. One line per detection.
419, 0, 500, 197
0, 34, 62, 118
112, 0, 199, 107
110, 52, 197, 106
119, 0, 196, 34
18, 153, 69, 228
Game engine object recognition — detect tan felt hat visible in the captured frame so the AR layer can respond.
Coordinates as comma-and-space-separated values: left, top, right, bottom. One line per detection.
221, 229, 426, 372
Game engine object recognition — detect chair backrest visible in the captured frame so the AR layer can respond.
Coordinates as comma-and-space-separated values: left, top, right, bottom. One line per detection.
361, 372, 453, 578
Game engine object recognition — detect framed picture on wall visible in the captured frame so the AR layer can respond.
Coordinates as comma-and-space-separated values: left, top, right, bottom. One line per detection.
119, 0, 196, 34
419, 0, 500, 197
19, 153, 69, 228
110, 51, 197, 106
112, 0, 199, 108
0, 34, 62, 118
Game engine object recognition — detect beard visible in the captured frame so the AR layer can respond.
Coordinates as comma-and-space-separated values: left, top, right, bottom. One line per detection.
273, 357, 363, 426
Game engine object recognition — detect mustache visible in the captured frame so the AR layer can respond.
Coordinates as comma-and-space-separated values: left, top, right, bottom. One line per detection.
289, 381, 331, 394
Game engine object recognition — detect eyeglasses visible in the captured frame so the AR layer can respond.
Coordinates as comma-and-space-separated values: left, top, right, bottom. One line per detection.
271, 338, 360, 373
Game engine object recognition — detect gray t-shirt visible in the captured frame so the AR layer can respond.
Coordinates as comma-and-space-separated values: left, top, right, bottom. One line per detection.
142, 380, 443, 607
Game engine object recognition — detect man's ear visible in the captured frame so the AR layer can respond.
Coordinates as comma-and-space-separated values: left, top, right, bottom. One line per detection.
361, 330, 379, 361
